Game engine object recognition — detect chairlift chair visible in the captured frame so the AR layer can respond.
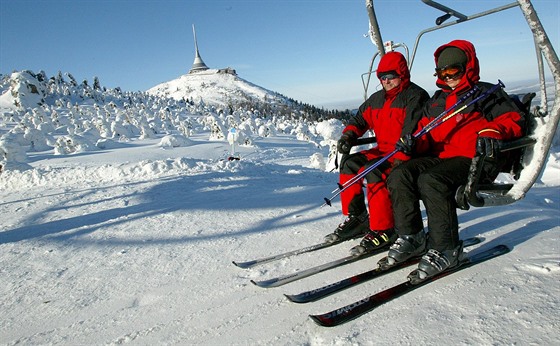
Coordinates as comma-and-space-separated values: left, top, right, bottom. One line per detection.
361, 0, 559, 209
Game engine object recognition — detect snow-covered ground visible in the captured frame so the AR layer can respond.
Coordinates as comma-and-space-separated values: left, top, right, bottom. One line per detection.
0, 67, 559, 344
1, 126, 559, 344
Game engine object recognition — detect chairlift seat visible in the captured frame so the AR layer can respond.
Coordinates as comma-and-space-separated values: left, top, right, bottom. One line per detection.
455, 92, 538, 210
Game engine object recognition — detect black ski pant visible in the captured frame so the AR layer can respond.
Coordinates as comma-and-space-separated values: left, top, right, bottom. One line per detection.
386, 156, 471, 252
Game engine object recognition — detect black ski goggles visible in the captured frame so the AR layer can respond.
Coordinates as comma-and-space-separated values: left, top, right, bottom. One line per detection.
378, 73, 399, 81
434, 64, 465, 80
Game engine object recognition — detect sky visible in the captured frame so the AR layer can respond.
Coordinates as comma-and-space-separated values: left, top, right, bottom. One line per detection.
1, 0, 559, 109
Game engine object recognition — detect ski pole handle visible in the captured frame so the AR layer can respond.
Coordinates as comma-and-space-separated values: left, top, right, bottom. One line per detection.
413, 86, 478, 138
414, 80, 504, 139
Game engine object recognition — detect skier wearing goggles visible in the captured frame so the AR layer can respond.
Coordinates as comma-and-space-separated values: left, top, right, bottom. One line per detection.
326, 51, 429, 255
384, 40, 525, 280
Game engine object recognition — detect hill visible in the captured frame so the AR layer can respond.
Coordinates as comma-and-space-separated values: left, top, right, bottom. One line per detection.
147, 69, 290, 109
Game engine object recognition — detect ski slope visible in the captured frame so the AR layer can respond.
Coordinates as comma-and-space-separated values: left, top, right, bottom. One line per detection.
1, 128, 558, 344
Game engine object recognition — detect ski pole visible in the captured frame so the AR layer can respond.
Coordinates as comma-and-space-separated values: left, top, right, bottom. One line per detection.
329, 85, 480, 195
322, 80, 505, 207
326, 86, 479, 198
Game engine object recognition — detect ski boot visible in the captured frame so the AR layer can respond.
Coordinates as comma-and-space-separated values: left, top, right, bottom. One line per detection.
324, 211, 369, 243
408, 243, 464, 283
378, 231, 426, 269
350, 229, 396, 256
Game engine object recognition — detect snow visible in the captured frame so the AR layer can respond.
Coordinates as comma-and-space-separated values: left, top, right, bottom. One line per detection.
0, 71, 559, 344
147, 70, 286, 108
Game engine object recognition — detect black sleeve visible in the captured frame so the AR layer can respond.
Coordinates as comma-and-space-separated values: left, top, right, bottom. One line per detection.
400, 84, 430, 137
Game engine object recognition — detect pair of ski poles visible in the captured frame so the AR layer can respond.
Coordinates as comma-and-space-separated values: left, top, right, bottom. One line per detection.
322, 80, 505, 207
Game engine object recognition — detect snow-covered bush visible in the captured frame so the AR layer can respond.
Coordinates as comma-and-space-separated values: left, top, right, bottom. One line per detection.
314, 119, 345, 171
95, 138, 127, 150
309, 152, 326, 171
295, 123, 312, 141
110, 120, 135, 141
24, 128, 53, 151
0, 132, 28, 163
159, 134, 194, 149
8, 71, 45, 109
204, 114, 227, 140
315, 118, 344, 143
54, 135, 97, 154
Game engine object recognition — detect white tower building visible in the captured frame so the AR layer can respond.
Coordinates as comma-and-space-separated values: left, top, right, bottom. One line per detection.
189, 24, 209, 73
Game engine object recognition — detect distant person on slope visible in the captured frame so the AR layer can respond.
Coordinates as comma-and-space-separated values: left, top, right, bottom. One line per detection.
384, 40, 525, 279
324, 51, 429, 255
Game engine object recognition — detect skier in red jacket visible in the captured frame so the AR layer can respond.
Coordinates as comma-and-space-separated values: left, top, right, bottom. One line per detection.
385, 40, 525, 279
324, 51, 429, 255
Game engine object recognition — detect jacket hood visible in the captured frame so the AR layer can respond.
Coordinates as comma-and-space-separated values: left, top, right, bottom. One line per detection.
377, 51, 411, 95
434, 40, 480, 92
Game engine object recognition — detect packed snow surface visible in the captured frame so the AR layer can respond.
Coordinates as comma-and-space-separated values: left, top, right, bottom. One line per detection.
0, 131, 559, 345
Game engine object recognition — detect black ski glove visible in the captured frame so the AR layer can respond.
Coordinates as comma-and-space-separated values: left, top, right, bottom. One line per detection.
337, 131, 358, 155
395, 134, 415, 155
476, 136, 501, 159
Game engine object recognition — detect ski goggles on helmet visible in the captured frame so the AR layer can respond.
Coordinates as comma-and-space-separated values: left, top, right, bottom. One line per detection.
378, 73, 399, 81
434, 64, 465, 80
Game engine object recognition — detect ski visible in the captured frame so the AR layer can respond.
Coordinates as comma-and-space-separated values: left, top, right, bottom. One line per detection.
309, 244, 510, 327
285, 236, 482, 303
233, 241, 342, 269
251, 246, 389, 288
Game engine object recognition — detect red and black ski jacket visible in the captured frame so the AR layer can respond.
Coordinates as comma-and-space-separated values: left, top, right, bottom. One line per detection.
415, 40, 526, 159
343, 52, 429, 162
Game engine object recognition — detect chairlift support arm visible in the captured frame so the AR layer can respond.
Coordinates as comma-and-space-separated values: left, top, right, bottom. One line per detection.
408, 2, 520, 71
421, 0, 467, 24
365, 0, 385, 57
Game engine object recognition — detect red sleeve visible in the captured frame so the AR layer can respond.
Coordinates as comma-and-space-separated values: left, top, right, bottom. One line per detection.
479, 111, 524, 140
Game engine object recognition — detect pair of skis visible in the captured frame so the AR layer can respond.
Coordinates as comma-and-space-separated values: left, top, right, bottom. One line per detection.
234, 235, 393, 288
285, 237, 482, 304
309, 244, 510, 326
233, 237, 510, 327
233, 81, 512, 325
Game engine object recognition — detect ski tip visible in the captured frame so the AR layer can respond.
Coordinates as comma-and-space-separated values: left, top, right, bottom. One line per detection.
309, 314, 334, 327
284, 294, 297, 303
251, 279, 276, 288
232, 260, 255, 269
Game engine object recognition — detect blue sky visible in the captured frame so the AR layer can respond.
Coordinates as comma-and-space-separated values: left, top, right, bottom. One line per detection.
1, 0, 558, 109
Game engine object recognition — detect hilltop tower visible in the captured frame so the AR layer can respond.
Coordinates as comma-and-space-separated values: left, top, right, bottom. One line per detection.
189, 24, 209, 73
